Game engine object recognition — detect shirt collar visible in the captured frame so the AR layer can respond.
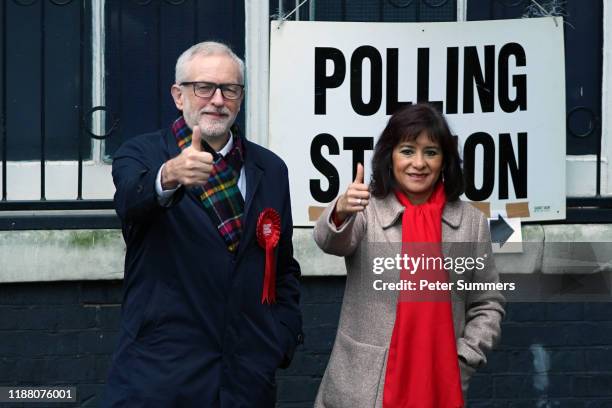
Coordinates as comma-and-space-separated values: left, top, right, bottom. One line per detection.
218, 130, 234, 156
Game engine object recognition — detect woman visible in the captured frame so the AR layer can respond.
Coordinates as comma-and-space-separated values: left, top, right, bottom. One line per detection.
313, 103, 504, 408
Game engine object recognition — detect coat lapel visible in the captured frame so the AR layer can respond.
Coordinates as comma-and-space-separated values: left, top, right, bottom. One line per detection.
375, 193, 464, 231
163, 126, 182, 159
164, 129, 267, 257
237, 147, 264, 259
163, 127, 230, 249
374, 194, 465, 259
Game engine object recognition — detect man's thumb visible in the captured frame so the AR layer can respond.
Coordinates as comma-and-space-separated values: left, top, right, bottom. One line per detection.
191, 125, 202, 151
354, 162, 364, 184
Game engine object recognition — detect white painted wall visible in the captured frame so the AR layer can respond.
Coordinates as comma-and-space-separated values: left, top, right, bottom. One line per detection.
0, 226, 611, 283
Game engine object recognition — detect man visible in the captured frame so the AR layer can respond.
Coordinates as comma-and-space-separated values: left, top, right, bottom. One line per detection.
102, 41, 303, 407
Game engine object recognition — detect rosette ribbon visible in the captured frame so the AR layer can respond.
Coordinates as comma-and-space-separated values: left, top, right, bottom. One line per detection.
256, 208, 281, 304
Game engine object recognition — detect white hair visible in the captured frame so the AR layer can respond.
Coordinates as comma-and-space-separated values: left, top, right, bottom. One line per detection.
175, 41, 245, 84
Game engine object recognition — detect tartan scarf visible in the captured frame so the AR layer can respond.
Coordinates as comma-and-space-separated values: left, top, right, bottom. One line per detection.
171, 116, 245, 252
383, 182, 464, 408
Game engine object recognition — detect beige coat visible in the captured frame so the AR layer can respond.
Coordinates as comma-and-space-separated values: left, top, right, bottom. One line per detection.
313, 195, 505, 408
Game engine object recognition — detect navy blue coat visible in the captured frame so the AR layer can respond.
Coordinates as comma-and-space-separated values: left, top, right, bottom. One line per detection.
102, 127, 303, 407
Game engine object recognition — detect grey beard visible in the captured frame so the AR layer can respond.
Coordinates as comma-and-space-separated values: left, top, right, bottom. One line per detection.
200, 123, 232, 140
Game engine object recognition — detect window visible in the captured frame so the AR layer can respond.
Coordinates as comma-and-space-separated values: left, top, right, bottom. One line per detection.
466, 0, 611, 221
0, 0, 245, 229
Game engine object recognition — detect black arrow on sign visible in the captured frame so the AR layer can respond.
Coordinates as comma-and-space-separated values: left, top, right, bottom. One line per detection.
490, 214, 514, 248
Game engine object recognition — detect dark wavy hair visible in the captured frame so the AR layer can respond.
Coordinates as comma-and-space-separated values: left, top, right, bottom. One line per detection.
370, 103, 464, 201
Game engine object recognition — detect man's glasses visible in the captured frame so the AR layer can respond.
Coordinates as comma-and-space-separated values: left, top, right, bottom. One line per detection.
180, 81, 244, 100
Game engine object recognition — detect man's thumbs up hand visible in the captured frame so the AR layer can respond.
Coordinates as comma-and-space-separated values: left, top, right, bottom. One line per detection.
161, 125, 214, 189
190, 125, 203, 152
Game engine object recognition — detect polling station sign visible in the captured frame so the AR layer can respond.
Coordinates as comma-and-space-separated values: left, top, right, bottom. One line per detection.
269, 18, 566, 225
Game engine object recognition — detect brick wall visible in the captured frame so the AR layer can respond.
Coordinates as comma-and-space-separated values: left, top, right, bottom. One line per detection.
1, 279, 612, 407
0, 281, 121, 407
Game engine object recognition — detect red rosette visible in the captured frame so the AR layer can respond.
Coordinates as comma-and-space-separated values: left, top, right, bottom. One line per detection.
256, 208, 281, 304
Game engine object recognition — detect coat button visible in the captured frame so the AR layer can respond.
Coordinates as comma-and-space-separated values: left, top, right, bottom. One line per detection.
137, 184, 144, 193
297, 333, 304, 344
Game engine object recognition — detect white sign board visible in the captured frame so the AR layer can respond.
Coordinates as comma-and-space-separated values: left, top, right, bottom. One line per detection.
269, 18, 566, 226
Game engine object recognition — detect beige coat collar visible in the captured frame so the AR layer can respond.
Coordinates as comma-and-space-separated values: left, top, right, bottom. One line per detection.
374, 194, 464, 230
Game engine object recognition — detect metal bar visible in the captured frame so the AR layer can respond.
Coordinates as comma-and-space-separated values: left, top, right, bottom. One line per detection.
92, 0, 105, 164
283, 0, 309, 21
567, 197, 612, 208
309, 0, 315, 20
526, 208, 612, 225
40, 0, 46, 200
596, 109, 602, 196
1, 0, 7, 200
597, 143, 602, 196
0, 208, 608, 229
0, 199, 114, 211
99, 0, 108, 160
156, 0, 161, 129
77, 0, 85, 199
0, 213, 120, 231
0, 198, 607, 213
194, 0, 198, 42
118, 0, 123, 149
457, 0, 467, 21
245, 0, 270, 147
517, 197, 612, 225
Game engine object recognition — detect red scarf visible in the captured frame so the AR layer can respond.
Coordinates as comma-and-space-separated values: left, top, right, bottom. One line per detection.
383, 182, 464, 408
